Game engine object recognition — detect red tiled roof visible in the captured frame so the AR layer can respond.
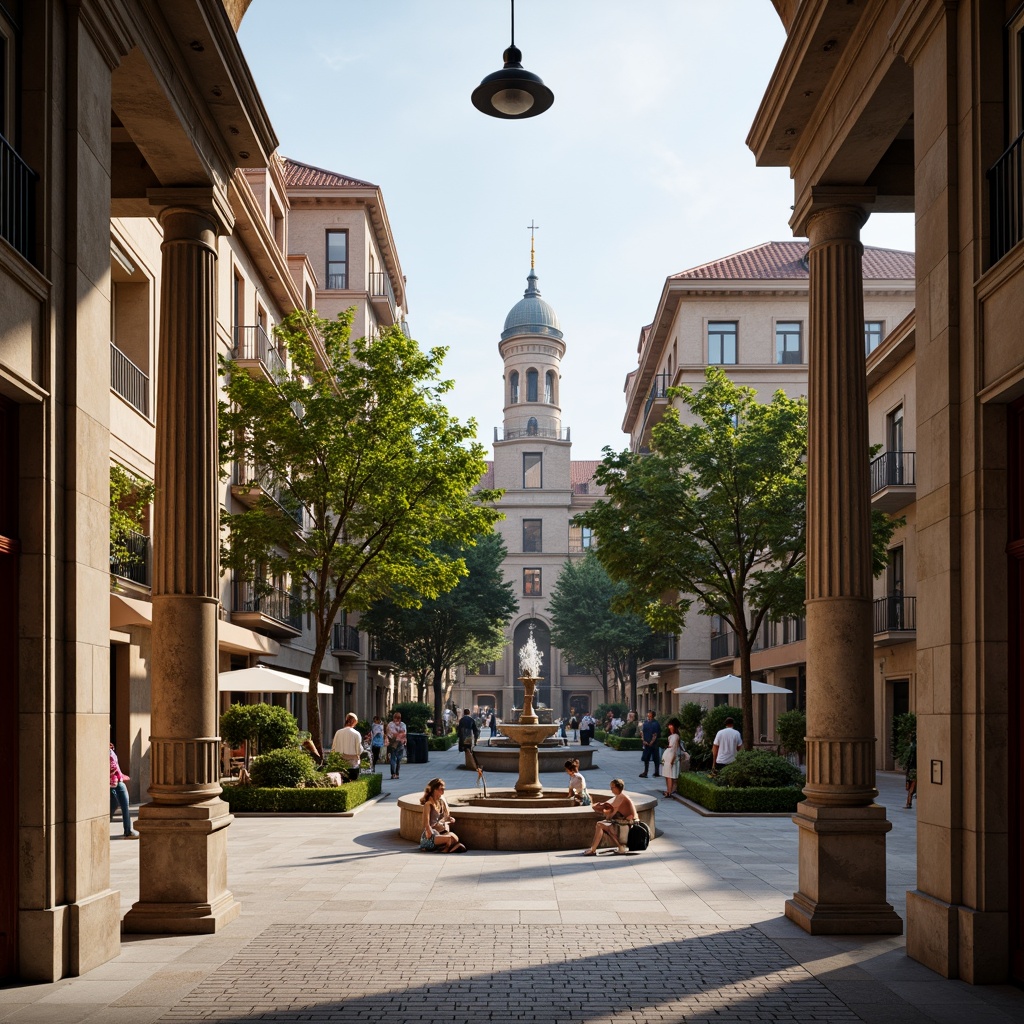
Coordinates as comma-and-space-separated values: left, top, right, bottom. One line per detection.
670, 241, 914, 281
570, 460, 601, 486
282, 157, 377, 190
475, 463, 495, 491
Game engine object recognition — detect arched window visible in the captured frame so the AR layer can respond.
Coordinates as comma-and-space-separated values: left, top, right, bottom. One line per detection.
545, 371, 554, 404
509, 371, 519, 404
526, 369, 538, 402
527, 417, 539, 435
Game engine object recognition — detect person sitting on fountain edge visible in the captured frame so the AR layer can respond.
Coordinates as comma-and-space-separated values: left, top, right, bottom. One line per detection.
564, 758, 591, 806
419, 779, 465, 853
582, 779, 639, 855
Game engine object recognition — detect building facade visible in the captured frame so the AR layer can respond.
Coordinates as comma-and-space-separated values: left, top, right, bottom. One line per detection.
621, 241, 915, 744
457, 261, 607, 720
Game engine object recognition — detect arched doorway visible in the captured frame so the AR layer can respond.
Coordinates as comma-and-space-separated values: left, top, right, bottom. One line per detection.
512, 618, 551, 712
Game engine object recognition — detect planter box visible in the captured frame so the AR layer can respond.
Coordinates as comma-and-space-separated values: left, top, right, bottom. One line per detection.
677, 772, 802, 813
221, 772, 382, 813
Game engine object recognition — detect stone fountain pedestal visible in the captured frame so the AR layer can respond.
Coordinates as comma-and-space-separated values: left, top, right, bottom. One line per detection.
500, 674, 558, 797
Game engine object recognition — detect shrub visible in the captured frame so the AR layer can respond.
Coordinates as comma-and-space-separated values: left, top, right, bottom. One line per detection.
701, 704, 743, 743
594, 702, 628, 725
249, 747, 317, 788
677, 772, 802, 813
389, 701, 432, 734
678, 702, 704, 742
718, 749, 804, 788
220, 702, 298, 757
429, 732, 458, 750
222, 773, 382, 813
891, 712, 916, 772
602, 735, 643, 751
775, 709, 806, 758
619, 720, 638, 738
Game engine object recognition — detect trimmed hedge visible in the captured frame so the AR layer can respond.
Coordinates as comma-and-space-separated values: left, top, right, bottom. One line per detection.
677, 772, 803, 813
429, 733, 458, 751
222, 772, 382, 813
601, 734, 643, 751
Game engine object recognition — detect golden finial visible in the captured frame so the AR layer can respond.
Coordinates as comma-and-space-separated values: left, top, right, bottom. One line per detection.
527, 220, 539, 269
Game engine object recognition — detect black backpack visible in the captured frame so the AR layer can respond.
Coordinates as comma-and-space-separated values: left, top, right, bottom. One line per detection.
626, 821, 650, 852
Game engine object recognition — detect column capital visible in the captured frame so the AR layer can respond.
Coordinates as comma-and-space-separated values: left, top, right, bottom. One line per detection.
791, 185, 876, 237
147, 186, 235, 237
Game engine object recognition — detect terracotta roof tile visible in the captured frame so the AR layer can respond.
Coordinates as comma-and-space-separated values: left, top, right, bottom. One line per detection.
570, 460, 601, 486
670, 241, 914, 281
282, 157, 377, 190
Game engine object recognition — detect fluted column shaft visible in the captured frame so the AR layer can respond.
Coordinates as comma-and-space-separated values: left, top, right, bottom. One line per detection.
150, 207, 221, 804
803, 205, 876, 808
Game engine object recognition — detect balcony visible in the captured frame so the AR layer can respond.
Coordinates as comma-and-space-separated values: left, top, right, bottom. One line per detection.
640, 372, 671, 441
639, 633, 677, 671
499, 426, 568, 441
710, 631, 738, 663
332, 623, 361, 657
231, 463, 304, 529
110, 344, 150, 417
231, 580, 302, 638
870, 450, 916, 513
0, 133, 37, 263
873, 595, 916, 646
988, 129, 1024, 265
232, 325, 285, 380
367, 271, 397, 323
110, 528, 151, 588
368, 637, 403, 665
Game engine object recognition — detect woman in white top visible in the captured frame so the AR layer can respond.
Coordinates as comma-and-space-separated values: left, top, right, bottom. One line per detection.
661, 718, 683, 799
564, 758, 590, 805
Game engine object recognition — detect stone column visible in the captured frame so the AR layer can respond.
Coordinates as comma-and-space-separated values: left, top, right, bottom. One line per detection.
785, 201, 902, 935
124, 198, 240, 934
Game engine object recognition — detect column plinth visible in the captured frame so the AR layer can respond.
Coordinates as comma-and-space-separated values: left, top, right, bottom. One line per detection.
787, 203, 901, 936
124, 203, 239, 935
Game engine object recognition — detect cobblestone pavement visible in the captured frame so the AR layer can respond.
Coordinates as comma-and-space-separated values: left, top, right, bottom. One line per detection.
2, 740, 1023, 1024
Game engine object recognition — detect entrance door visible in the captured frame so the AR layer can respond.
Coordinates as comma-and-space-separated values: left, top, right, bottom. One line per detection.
1009, 398, 1024, 983
0, 397, 19, 980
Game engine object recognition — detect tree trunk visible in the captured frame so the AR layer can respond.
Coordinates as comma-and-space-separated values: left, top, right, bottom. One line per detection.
305, 630, 332, 755
431, 660, 445, 738
737, 634, 754, 751
628, 650, 638, 712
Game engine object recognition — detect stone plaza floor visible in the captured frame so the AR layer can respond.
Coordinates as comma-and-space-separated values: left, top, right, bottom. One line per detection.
2, 740, 1023, 1023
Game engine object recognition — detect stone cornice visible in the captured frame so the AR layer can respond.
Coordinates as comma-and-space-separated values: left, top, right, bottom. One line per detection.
76, 0, 136, 69
889, 0, 952, 67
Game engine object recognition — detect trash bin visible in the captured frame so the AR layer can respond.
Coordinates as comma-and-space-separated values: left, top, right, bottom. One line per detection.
406, 732, 429, 764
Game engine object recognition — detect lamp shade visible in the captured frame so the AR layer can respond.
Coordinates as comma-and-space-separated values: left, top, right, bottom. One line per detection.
472, 45, 554, 120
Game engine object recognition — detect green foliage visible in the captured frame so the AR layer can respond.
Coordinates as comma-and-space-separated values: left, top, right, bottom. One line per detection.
389, 701, 432, 734
222, 772, 382, 813
593, 702, 629, 725
360, 533, 516, 730
601, 735, 643, 751
718, 750, 804, 788
775, 708, 806, 757
248, 747, 318, 787
428, 733, 458, 750
891, 712, 917, 772
219, 308, 502, 753
619, 720, 639, 738
109, 464, 155, 584
320, 751, 354, 775
548, 553, 655, 708
678, 702, 704, 743
676, 772, 803, 813
702, 705, 743, 744
219, 702, 298, 756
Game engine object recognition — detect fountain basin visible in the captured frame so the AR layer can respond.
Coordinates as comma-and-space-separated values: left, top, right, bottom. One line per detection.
397, 787, 657, 851
466, 745, 597, 774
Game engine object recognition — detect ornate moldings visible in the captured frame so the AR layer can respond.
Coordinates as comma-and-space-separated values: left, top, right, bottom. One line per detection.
149, 736, 222, 800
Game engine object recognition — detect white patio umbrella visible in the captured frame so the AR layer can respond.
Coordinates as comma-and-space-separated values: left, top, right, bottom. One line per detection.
673, 674, 792, 695
218, 665, 333, 694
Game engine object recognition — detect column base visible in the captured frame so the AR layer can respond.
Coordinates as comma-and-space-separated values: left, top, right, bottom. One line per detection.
122, 798, 240, 935
785, 800, 903, 935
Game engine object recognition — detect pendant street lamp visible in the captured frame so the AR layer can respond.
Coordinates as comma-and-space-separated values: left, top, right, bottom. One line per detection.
471, 0, 553, 119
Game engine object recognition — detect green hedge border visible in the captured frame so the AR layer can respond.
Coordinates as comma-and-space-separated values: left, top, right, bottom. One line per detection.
600, 734, 643, 751
677, 772, 803, 813
222, 772, 382, 813
428, 733, 458, 751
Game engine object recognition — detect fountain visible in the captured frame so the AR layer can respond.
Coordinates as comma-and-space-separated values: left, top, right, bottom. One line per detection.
395, 630, 657, 850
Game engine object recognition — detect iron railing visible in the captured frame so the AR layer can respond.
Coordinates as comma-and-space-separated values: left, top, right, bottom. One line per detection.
110, 528, 151, 586
233, 325, 285, 375
711, 631, 737, 661
232, 580, 301, 629
988, 129, 1024, 265
369, 637, 403, 663
110, 344, 150, 416
642, 372, 670, 425
870, 450, 916, 493
0, 133, 36, 262
332, 623, 361, 654
368, 270, 396, 311
501, 425, 567, 441
232, 462, 303, 527
874, 595, 916, 633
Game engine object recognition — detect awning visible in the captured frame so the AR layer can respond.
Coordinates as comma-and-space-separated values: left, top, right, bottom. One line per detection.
110, 593, 280, 656
674, 674, 792, 695
218, 665, 333, 694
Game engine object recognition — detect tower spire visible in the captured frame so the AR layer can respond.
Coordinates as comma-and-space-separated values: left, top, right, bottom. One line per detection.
527, 220, 539, 269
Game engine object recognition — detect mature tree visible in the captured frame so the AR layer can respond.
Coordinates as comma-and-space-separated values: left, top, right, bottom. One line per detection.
359, 532, 517, 732
548, 553, 656, 710
578, 366, 897, 750
220, 310, 501, 752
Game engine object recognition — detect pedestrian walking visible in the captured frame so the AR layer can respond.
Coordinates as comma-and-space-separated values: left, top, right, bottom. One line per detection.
712, 717, 743, 774
639, 710, 661, 778
109, 742, 138, 839
661, 718, 684, 798
386, 711, 407, 779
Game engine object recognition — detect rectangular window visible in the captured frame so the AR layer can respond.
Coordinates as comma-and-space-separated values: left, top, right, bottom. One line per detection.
474, 661, 497, 675
523, 568, 542, 596
326, 230, 348, 290
774, 321, 802, 364
523, 452, 542, 488
707, 322, 737, 364
523, 519, 542, 552
568, 524, 594, 553
864, 320, 884, 356
567, 662, 591, 676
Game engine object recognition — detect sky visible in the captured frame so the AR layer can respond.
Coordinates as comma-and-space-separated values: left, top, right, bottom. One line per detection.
238, 1, 915, 460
